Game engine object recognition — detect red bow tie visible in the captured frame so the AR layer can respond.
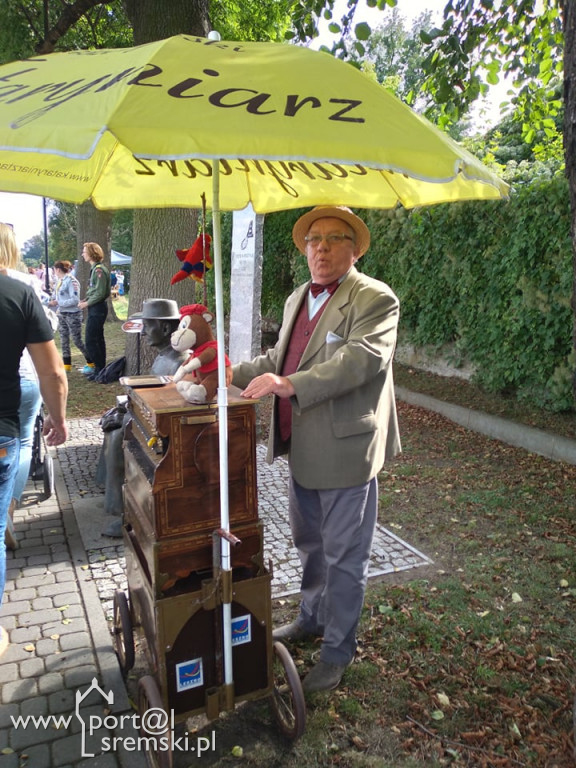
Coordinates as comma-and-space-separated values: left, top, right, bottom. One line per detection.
310, 280, 340, 298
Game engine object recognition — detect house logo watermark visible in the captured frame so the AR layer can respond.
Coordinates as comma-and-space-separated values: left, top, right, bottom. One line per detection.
76, 678, 113, 757
11, 677, 217, 758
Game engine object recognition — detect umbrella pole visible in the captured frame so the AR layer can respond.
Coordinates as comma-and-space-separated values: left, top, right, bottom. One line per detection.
212, 159, 234, 695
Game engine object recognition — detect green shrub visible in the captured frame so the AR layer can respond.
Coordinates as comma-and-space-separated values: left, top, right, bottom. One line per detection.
259, 173, 574, 412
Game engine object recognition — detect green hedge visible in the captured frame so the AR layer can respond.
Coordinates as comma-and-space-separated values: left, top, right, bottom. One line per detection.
260, 176, 574, 412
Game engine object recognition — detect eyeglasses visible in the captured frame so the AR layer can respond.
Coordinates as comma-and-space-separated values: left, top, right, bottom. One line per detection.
304, 233, 355, 246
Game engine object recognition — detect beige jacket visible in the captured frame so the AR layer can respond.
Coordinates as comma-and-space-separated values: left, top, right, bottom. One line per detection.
232, 267, 401, 489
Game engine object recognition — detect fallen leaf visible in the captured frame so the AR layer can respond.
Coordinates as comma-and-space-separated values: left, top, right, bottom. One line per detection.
23, 644, 35, 652
437, 692, 450, 708
511, 593, 523, 603
351, 735, 368, 750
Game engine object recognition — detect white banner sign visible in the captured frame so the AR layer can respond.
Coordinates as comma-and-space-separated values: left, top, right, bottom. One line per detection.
229, 203, 263, 363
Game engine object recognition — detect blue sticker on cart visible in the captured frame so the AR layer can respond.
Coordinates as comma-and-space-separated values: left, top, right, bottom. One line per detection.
176, 658, 204, 692
231, 614, 251, 646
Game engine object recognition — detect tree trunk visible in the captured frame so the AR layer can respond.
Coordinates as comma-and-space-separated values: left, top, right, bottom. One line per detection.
121, 0, 211, 374
124, 0, 210, 43
562, 0, 576, 400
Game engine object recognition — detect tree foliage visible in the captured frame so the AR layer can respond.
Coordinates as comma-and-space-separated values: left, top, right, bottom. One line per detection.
347, 8, 435, 108
0, 0, 131, 60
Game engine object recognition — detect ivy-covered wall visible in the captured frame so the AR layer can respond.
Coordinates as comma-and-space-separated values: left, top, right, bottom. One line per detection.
259, 176, 574, 412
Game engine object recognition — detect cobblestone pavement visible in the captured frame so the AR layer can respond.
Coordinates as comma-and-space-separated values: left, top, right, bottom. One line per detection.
0, 474, 144, 768
0, 416, 431, 768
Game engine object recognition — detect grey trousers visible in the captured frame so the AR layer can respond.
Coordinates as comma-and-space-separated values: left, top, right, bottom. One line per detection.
289, 475, 378, 665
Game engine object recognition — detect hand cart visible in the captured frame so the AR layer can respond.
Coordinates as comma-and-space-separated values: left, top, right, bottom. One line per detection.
112, 384, 305, 768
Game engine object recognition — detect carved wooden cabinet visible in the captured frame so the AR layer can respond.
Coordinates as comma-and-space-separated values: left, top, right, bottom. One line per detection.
122, 384, 263, 596
118, 384, 304, 731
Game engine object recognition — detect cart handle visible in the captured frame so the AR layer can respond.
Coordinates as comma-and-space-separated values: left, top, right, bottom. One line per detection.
215, 528, 242, 547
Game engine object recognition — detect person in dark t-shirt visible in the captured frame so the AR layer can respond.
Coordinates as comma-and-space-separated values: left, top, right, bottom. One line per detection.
0, 222, 69, 658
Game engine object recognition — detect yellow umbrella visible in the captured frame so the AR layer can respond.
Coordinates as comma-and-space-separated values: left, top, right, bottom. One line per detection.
0, 34, 508, 700
0, 35, 507, 210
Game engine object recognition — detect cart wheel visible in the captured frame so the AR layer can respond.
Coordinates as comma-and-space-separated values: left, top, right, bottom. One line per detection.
138, 675, 173, 768
42, 453, 54, 498
112, 590, 134, 673
269, 641, 306, 740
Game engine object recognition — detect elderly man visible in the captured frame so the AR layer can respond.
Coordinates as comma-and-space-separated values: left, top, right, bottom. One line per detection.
232, 206, 401, 692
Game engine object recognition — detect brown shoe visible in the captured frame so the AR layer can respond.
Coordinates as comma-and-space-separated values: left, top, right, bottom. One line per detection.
302, 660, 348, 692
272, 621, 315, 642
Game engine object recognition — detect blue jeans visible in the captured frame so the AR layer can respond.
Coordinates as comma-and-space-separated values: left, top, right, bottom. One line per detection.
13, 377, 42, 503
0, 435, 20, 605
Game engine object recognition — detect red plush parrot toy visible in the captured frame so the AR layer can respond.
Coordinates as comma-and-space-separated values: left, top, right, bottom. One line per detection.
171, 234, 212, 285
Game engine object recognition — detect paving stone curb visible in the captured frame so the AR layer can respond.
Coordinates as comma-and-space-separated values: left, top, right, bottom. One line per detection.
395, 386, 576, 466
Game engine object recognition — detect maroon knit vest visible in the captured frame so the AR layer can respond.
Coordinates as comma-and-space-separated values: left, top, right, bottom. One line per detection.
278, 296, 331, 442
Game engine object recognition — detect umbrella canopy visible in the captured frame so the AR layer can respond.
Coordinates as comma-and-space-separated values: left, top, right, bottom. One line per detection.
0, 35, 508, 211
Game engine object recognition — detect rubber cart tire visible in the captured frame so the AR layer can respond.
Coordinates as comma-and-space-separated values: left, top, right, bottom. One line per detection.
269, 640, 306, 740
138, 675, 172, 768
112, 590, 134, 673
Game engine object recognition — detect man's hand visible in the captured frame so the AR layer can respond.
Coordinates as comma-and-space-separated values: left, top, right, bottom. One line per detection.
43, 415, 68, 446
241, 373, 295, 399
78, 300, 88, 310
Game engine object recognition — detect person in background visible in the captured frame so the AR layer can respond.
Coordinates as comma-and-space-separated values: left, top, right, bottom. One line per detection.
0, 226, 58, 548
49, 260, 89, 372
0, 222, 68, 657
232, 206, 401, 692
78, 242, 111, 381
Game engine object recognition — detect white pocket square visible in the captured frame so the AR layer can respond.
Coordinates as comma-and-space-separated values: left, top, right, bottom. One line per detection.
326, 331, 344, 343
